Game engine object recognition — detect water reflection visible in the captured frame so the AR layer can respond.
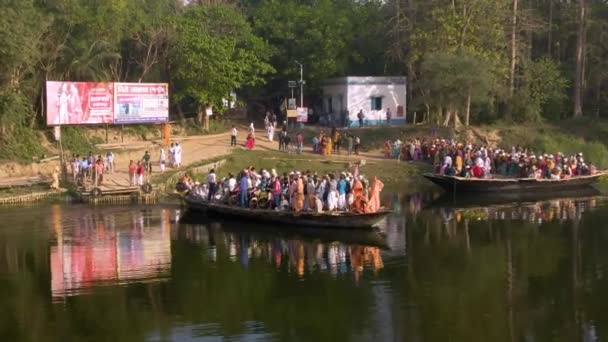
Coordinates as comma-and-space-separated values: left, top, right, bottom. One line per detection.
50, 206, 172, 299
0, 192, 607, 341
424, 195, 597, 224
176, 223, 386, 283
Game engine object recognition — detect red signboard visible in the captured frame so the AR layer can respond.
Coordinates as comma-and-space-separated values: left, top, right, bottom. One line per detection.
46, 81, 114, 125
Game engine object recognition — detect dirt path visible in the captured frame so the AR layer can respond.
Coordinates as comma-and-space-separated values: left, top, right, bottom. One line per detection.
102, 127, 389, 187
0, 125, 392, 190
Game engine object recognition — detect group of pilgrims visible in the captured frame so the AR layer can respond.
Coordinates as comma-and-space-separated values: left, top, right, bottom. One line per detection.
385, 137, 597, 179
180, 166, 385, 214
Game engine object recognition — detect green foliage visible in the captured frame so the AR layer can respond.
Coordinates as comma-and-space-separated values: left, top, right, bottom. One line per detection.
532, 135, 608, 169
60, 127, 100, 157
0, 92, 44, 161
172, 5, 274, 112
419, 51, 501, 114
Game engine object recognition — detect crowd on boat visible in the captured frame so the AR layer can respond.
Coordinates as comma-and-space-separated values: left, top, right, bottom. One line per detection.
383, 137, 598, 179
178, 166, 385, 214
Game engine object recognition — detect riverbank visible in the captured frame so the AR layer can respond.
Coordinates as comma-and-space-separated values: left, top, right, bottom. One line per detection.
4, 118, 608, 205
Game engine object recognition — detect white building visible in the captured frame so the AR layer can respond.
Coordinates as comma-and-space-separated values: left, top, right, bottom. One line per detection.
321, 76, 407, 127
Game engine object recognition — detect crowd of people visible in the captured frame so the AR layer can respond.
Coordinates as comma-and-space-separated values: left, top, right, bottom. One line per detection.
232, 120, 363, 156
69, 142, 184, 187
382, 137, 598, 179
179, 166, 385, 214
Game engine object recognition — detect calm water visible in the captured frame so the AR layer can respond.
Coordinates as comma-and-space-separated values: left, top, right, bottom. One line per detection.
0, 192, 607, 341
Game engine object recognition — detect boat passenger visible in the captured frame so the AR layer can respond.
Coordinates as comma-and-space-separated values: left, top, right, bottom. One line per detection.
349, 176, 365, 213
337, 173, 348, 210
272, 175, 282, 209
207, 168, 217, 201
295, 174, 304, 213
327, 174, 338, 211
367, 176, 384, 213
314, 176, 327, 213
306, 177, 316, 211
239, 171, 249, 207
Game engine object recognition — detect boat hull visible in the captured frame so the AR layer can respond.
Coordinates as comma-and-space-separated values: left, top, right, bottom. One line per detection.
183, 196, 390, 229
423, 172, 606, 193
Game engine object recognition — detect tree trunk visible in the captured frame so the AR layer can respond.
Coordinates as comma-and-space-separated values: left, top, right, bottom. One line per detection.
509, 0, 518, 98
177, 103, 186, 124
596, 79, 602, 118
547, 0, 553, 56
453, 112, 462, 130
443, 110, 452, 127
465, 88, 472, 127
573, 0, 586, 117
197, 105, 204, 127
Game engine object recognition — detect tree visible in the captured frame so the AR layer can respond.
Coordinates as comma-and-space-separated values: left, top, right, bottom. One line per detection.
172, 4, 273, 128
573, 0, 587, 117
419, 52, 499, 127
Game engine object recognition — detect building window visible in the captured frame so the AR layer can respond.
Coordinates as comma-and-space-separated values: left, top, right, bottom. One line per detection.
327, 97, 333, 113
371, 97, 382, 111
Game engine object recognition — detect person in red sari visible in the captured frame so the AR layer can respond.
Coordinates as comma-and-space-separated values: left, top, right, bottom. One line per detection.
245, 132, 255, 149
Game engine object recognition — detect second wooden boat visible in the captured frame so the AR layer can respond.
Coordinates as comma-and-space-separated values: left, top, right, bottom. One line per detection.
423, 172, 607, 193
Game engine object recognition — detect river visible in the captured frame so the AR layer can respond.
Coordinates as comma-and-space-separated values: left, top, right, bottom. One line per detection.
0, 191, 605, 341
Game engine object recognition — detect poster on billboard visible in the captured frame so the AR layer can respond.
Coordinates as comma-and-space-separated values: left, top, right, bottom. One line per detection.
114, 83, 169, 124
46, 81, 114, 126
296, 107, 308, 122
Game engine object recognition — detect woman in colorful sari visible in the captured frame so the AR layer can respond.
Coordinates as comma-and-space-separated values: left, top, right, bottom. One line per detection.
367, 176, 384, 213
384, 140, 392, 158
318, 132, 326, 155
245, 133, 255, 149
350, 177, 367, 213
454, 150, 463, 176
323, 136, 333, 156
294, 174, 305, 212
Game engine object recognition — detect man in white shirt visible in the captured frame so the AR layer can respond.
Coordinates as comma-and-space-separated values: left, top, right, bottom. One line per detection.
105, 151, 114, 174
207, 168, 217, 200
174, 142, 182, 167
227, 173, 237, 192
230, 125, 238, 146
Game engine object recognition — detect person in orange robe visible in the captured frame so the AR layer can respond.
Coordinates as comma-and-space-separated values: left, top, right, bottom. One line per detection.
367, 176, 384, 213
351, 178, 367, 213
295, 174, 305, 212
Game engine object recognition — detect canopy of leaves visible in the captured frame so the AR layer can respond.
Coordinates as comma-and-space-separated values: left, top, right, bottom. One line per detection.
172, 4, 274, 110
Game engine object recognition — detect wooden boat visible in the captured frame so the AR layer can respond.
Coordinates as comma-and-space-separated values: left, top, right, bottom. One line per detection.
183, 196, 391, 229
423, 172, 607, 193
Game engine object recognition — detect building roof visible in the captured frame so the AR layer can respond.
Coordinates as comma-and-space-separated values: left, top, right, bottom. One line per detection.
321, 76, 406, 86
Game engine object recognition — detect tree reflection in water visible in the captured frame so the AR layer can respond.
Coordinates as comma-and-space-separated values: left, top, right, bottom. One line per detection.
0, 194, 607, 341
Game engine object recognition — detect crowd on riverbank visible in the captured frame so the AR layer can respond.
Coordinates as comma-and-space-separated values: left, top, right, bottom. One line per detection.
178, 166, 385, 214
383, 137, 598, 179
232, 121, 364, 156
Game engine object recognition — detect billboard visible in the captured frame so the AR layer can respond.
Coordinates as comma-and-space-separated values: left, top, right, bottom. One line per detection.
46, 81, 114, 125
114, 83, 169, 124
46, 81, 169, 125
296, 107, 308, 122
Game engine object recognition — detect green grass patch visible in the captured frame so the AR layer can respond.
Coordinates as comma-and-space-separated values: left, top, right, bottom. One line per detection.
61, 127, 102, 156
122, 125, 160, 140
151, 155, 227, 191
0, 183, 52, 197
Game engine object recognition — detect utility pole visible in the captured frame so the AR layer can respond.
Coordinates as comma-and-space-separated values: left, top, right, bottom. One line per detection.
295, 60, 303, 108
